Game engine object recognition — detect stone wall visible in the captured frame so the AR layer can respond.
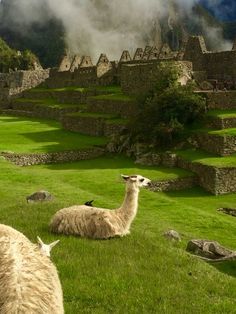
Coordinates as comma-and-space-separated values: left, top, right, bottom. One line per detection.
207, 116, 236, 129
0, 70, 49, 100
120, 61, 192, 95
206, 91, 236, 109
177, 156, 236, 194
195, 133, 236, 156
62, 114, 126, 137
0, 148, 104, 166
62, 115, 105, 136
184, 36, 236, 82
87, 98, 137, 118
150, 176, 197, 192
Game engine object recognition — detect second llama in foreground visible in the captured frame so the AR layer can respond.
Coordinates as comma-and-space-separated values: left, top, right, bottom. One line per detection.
50, 175, 151, 239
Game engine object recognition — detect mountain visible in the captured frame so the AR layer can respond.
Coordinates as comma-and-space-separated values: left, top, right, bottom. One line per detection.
200, 0, 236, 22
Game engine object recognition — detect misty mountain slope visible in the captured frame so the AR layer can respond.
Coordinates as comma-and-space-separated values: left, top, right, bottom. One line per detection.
0, 0, 235, 67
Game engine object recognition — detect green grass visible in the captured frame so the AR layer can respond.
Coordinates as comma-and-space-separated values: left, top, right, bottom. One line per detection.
207, 109, 236, 119
91, 93, 134, 102
0, 116, 107, 153
29, 86, 86, 93
176, 149, 236, 167
30, 85, 122, 94
0, 155, 236, 313
209, 128, 236, 137
15, 98, 80, 109
67, 112, 118, 119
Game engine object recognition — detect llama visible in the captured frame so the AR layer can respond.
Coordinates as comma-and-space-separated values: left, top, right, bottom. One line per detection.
0, 224, 64, 314
50, 174, 151, 239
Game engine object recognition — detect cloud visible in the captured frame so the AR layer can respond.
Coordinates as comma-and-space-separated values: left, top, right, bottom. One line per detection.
0, 0, 232, 61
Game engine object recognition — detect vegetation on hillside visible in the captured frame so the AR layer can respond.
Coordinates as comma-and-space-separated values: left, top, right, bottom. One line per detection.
0, 0, 65, 68
129, 63, 206, 147
0, 38, 40, 72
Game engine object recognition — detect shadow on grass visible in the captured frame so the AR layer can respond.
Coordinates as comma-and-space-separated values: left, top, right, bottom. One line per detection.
18, 129, 107, 152
211, 261, 236, 278
165, 187, 211, 198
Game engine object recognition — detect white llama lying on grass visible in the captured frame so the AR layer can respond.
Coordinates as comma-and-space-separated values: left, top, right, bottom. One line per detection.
0, 224, 64, 314
50, 174, 151, 239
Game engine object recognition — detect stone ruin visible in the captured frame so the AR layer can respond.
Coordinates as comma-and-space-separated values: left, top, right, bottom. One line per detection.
1, 35, 236, 99
46, 35, 236, 94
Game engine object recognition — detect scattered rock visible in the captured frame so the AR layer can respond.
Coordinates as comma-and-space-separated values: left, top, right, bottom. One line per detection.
186, 239, 236, 262
217, 207, 236, 217
163, 230, 181, 241
26, 190, 53, 203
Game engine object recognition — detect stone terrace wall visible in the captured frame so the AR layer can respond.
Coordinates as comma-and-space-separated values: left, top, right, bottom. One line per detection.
205, 91, 236, 109
177, 156, 236, 194
0, 148, 104, 166
150, 176, 197, 192
62, 115, 105, 136
0, 70, 49, 100
195, 133, 236, 156
207, 116, 236, 129
87, 98, 137, 118
62, 114, 126, 137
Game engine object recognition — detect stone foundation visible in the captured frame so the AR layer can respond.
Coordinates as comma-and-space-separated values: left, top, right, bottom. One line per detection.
0, 148, 105, 166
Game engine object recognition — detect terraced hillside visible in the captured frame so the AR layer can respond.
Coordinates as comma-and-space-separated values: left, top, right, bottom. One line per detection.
1, 86, 236, 194
1, 86, 236, 313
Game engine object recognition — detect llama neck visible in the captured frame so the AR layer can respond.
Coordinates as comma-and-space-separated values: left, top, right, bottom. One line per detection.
117, 185, 140, 224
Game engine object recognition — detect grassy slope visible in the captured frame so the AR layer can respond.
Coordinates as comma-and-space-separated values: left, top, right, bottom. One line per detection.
0, 156, 236, 313
176, 149, 236, 167
0, 116, 107, 153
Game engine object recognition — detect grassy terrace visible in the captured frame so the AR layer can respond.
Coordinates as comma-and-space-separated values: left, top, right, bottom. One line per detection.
209, 128, 236, 136
0, 116, 107, 153
0, 155, 236, 313
176, 149, 236, 167
29, 85, 122, 94
207, 109, 236, 119
90, 93, 135, 102
15, 98, 80, 109
67, 112, 118, 119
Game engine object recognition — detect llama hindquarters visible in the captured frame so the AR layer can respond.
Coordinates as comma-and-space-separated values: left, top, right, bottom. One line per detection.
50, 206, 125, 239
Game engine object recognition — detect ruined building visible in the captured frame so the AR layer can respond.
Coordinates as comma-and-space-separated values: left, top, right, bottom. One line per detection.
46, 36, 236, 95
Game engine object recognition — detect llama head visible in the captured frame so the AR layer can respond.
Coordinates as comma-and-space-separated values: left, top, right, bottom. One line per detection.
121, 174, 151, 188
37, 236, 60, 257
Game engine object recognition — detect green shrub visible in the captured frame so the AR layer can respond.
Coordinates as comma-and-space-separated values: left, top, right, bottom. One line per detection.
130, 63, 206, 147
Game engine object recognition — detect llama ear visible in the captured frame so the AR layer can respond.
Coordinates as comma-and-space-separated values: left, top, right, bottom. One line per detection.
37, 236, 44, 246
49, 239, 60, 250
121, 175, 129, 181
